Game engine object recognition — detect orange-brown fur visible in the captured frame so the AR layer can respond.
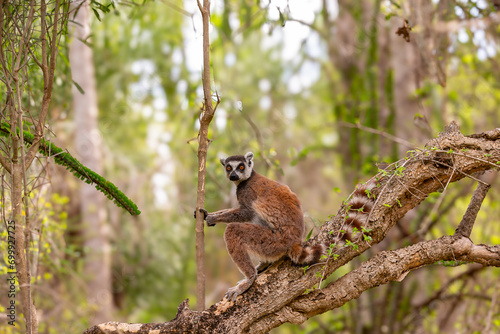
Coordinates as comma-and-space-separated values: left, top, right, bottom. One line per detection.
200, 152, 376, 301
203, 153, 324, 301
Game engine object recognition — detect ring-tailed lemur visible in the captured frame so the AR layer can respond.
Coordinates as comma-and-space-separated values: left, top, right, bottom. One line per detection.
196, 152, 375, 301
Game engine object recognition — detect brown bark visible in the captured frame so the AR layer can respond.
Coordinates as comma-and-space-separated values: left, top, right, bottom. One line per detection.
454, 182, 490, 238
12, 162, 38, 333
1, 2, 66, 333
194, 0, 218, 311
25, 0, 62, 167
83, 123, 500, 333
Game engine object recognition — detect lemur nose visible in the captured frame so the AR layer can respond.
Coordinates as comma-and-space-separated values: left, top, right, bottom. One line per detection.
229, 173, 239, 181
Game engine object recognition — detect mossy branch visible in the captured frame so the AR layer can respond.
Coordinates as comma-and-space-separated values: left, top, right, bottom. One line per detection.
1, 122, 141, 215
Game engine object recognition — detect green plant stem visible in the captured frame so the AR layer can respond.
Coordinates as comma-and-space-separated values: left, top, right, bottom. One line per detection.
1, 122, 141, 215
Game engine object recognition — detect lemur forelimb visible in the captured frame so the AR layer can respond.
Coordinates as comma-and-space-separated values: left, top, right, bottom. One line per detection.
197, 152, 376, 301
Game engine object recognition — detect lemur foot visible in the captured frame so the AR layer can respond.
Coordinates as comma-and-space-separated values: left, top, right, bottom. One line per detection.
224, 276, 256, 302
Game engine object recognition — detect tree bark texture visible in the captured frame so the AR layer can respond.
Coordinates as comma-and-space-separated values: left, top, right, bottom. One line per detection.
2, 2, 65, 332
194, 0, 217, 311
84, 123, 500, 333
69, 0, 113, 325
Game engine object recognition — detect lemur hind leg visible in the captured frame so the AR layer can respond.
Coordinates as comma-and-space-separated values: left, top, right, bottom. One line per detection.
224, 223, 287, 301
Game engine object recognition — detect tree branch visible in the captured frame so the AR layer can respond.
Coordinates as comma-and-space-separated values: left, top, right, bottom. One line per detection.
83, 237, 500, 334
84, 123, 500, 334
26, 0, 64, 168
194, 0, 218, 312
414, 264, 483, 309
454, 182, 490, 238
0, 152, 11, 173
338, 121, 416, 149
255, 236, 494, 329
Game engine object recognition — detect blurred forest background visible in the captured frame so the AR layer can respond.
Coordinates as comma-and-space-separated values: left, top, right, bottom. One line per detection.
1, 0, 500, 333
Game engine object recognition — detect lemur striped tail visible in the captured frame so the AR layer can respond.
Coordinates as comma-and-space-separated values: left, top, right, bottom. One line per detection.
288, 243, 326, 266
288, 181, 376, 265
332, 181, 376, 245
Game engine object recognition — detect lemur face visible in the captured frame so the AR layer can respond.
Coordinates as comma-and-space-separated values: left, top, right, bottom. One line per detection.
220, 152, 254, 183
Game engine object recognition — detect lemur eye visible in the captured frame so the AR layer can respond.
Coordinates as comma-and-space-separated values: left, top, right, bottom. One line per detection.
226, 166, 232, 171
239, 165, 245, 170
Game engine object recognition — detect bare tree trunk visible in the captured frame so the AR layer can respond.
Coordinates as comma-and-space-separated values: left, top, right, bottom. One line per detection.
69, 0, 113, 325
12, 155, 38, 333
0, 2, 68, 333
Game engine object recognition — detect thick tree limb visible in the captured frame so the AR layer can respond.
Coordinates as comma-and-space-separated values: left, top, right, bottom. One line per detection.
252, 236, 499, 330
84, 123, 500, 334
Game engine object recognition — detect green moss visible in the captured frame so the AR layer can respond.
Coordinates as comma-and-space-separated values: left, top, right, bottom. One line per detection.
1, 122, 140, 215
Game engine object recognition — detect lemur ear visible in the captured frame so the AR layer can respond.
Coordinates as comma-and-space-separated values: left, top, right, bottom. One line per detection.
220, 157, 226, 166
244, 152, 254, 164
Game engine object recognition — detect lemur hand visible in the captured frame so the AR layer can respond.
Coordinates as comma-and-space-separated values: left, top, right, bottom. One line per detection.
194, 208, 208, 220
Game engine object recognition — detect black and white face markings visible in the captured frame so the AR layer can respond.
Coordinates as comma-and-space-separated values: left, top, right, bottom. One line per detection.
220, 152, 254, 184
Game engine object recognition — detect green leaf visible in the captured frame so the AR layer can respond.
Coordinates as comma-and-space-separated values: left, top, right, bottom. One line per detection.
92, 8, 101, 21
72, 80, 85, 94
305, 227, 314, 241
